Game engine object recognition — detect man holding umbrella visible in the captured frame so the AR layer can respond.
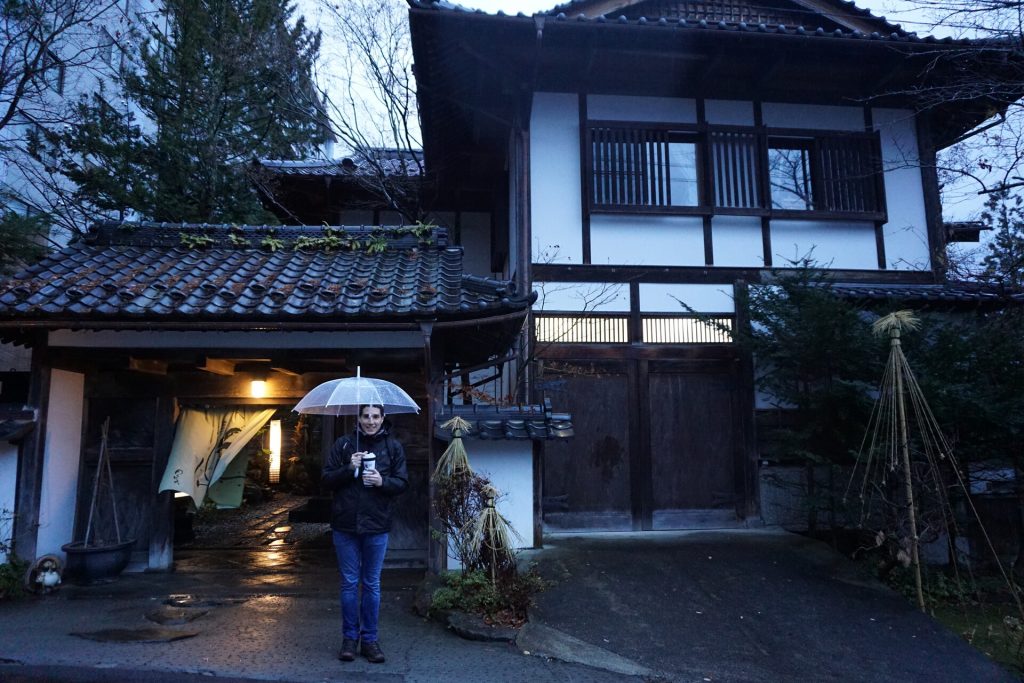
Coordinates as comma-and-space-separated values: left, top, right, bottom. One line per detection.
321, 403, 408, 664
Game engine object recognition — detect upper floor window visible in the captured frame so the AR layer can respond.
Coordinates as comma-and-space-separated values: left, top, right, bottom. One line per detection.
586, 122, 886, 221
768, 138, 813, 210
40, 51, 66, 94
98, 29, 115, 66
590, 126, 700, 208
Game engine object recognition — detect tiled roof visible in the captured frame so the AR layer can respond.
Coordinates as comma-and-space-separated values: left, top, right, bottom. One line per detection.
408, 0, 986, 47
543, 0, 904, 34
0, 222, 533, 327
830, 282, 1024, 305
258, 150, 422, 178
435, 403, 574, 441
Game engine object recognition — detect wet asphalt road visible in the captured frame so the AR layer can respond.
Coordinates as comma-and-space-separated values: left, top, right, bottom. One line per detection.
0, 530, 1016, 682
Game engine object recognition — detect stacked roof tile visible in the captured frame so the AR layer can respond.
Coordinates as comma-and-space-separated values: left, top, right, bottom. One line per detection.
258, 150, 422, 178
435, 403, 574, 441
829, 282, 1024, 305
408, 0, 986, 46
0, 222, 533, 325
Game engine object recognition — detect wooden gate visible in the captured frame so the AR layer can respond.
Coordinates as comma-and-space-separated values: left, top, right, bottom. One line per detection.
541, 354, 746, 531
646, 359, 739, 529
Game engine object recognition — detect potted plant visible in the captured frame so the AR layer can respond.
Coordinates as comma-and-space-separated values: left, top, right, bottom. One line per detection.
62, 417, 135, 584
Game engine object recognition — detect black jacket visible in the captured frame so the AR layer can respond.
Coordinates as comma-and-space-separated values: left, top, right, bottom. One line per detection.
321, 421, 408, 534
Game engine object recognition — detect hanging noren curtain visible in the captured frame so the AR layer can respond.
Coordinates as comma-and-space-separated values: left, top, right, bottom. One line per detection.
158, 407, 275, 509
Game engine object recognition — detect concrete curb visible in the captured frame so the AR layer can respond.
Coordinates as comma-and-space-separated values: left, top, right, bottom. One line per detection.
515, 621, 660, 679
445, 611, 519, 642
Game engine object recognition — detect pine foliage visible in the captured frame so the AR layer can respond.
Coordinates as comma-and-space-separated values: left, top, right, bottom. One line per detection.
59, 0, 329, 224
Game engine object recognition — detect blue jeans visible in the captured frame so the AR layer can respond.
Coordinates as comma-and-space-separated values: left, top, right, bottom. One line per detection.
333, 530, 389, 642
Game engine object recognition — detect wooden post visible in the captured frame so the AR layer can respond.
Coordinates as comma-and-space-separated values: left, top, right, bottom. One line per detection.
422, 323, 446, 573
13, 337, 51, 562
149, 388, 177, 571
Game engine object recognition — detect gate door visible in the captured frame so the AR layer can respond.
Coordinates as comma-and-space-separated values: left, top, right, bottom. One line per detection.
646, 360, 739, 529
541, 361, 633, 531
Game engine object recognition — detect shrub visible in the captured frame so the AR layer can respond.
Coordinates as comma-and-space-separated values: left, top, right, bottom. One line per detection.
430, 567, 547, 624
0, 556, 28, 601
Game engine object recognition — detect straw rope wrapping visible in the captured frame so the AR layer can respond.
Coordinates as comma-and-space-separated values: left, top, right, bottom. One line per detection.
465, 484, 522, 585
847, 311, 1024, 618
433, 416, 474, 480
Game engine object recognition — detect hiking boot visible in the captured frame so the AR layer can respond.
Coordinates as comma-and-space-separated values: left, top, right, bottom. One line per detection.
361, 640, 385, 663
338, 638, 358, 662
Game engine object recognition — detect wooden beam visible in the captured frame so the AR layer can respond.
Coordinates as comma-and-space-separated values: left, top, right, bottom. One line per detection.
532, 263, 938, 285
269, 365, 302, 377
198, 358, 236, 376
128, 357, 168, 375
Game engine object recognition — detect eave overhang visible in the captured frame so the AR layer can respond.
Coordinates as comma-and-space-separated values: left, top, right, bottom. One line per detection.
0, 222, 535, 357
409, 1, 1023, 188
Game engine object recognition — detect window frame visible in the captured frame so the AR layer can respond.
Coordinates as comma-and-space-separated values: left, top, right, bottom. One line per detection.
767, 136, 816, 212
40, 50, 66, 95
584, 120, 887, 223
587, 121, 706, 216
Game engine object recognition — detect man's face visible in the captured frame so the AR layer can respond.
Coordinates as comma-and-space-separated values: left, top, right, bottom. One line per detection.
359, 406, 384, 435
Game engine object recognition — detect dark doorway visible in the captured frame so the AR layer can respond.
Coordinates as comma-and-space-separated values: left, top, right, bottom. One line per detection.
541, 354, 744, 531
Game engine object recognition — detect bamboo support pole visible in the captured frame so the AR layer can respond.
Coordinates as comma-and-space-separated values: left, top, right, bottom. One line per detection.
892, 329, 925, 612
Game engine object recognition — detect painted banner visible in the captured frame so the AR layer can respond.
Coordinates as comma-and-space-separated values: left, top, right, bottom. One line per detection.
158, 407, 274, 508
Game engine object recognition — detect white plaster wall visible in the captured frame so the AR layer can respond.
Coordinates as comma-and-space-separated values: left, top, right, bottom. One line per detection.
0, 442, 17, 563
705, 100, 755, 126
713, 215, 764, 266
639, 284, 735, 313
529, 93, 929, 273
447, 439, 534, 567
534, 281, 629, 313
761, 103, 865, 131
770, 220, 878, 269
531, 93, 583, 264
587, 95, 697, 123
36, 369, 85, 559
460, 212, 494, 276
874, 108, 931, 271
590, 214, 705, 265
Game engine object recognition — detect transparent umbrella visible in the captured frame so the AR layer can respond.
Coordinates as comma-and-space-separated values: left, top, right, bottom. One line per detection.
292, 367, 420, 416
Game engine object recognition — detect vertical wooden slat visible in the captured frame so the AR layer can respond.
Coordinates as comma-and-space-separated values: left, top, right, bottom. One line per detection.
615, 129, 625, 206
600, 129, 610, 204
714, 133, 725, 207
640, 130, 651, 205
630, 128, 639, 205
745, 134, 757, 207
623, 129, 632, 205
633, 128, 644, 205
655, 132, 665, 206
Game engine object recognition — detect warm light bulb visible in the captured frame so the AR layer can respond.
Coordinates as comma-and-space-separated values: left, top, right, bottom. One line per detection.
250, 379, 267, 398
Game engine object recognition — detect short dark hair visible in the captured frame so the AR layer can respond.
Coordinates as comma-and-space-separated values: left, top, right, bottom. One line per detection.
358, 404, 385, 417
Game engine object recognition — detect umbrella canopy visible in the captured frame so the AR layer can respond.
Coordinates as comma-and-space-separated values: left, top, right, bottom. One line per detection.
293, 369, 420, 416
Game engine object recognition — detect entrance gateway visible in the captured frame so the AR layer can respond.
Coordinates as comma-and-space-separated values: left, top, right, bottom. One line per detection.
540, 351, 751, 532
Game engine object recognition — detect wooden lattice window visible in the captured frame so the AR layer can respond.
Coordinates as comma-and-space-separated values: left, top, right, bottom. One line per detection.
589, 124, 701, 209
710, 128, 761, 210
768, 132, 884, 216
535, 314, 630, 343
587, 122, 885, 220
642, 315, 733, 344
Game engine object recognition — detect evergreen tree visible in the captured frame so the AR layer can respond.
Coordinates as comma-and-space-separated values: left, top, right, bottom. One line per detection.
982, 191, 1024, 288
59, 0, 328, 225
